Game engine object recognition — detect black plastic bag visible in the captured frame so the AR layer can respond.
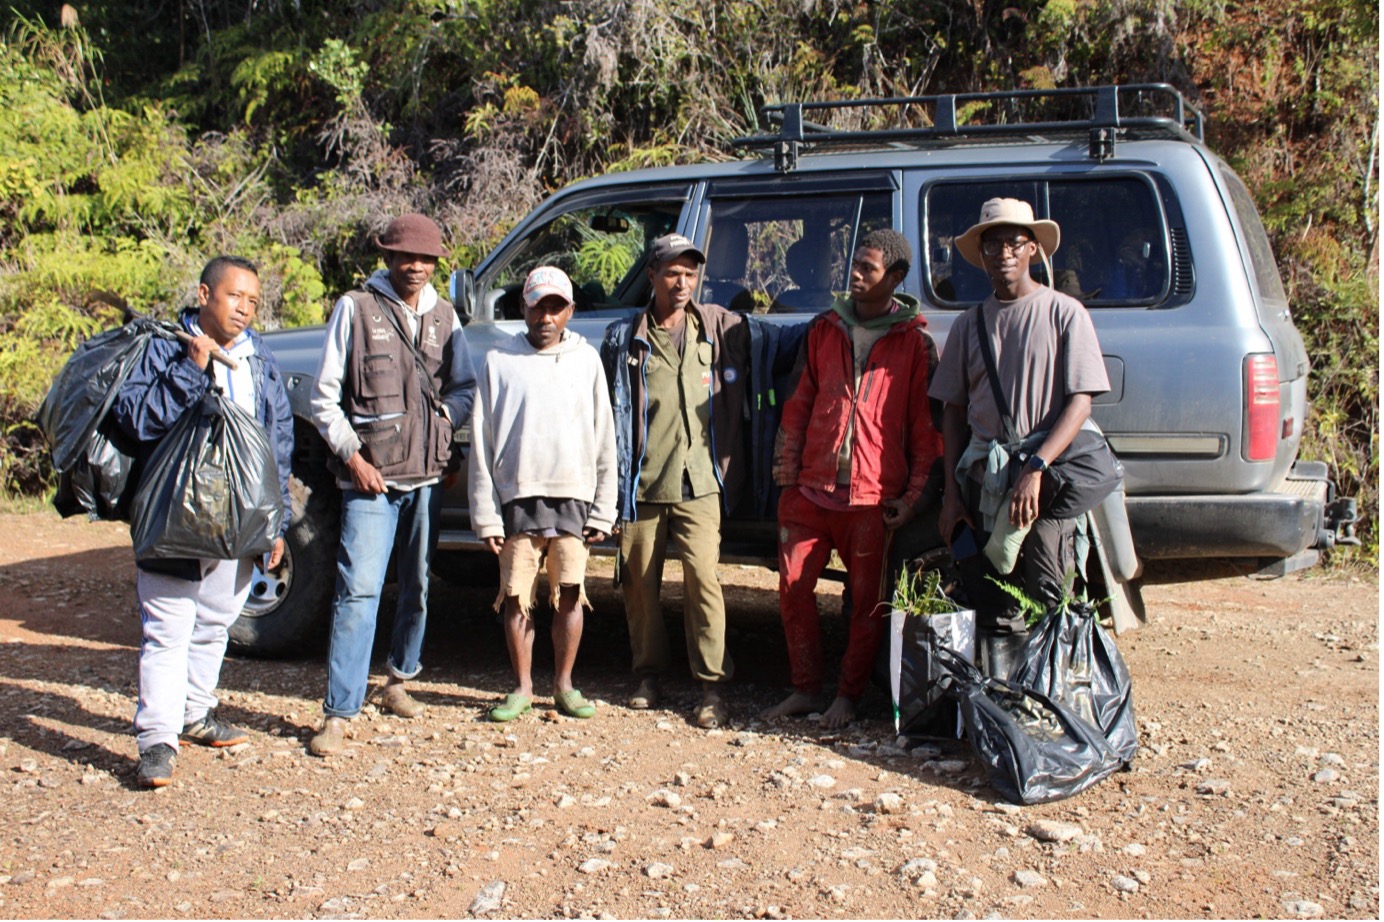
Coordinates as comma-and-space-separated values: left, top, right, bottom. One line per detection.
1010, 600, 1138, 764
37, 317, 171, 520
52, 414, 144, 521
938, 649, 1124, 805
891, 605, 975, 739
130, 389, 282, 561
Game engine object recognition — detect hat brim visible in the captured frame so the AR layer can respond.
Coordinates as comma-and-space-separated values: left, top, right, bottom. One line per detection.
524, 286, 575, 309
954, 219, 1060, 269
374, 237, 448, 259
653, 245, 706, 266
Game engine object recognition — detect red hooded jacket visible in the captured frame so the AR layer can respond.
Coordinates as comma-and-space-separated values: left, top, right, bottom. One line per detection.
774, 299, 942, 509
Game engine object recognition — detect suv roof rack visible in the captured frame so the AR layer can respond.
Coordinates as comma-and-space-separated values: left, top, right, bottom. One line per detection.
731, 83, 1205, 172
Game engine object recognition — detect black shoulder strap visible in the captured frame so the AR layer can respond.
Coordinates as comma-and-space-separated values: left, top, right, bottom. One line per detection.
971, 304, 1019, 444
370, 291, 445, 408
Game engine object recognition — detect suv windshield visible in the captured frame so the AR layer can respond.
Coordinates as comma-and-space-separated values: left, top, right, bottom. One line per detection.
487, 197, 685, 316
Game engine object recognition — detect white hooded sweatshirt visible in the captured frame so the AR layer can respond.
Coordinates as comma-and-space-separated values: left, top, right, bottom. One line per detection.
468, 330, 618, 541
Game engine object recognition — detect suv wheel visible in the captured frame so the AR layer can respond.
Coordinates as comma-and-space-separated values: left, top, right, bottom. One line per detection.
228, 477, 339, 657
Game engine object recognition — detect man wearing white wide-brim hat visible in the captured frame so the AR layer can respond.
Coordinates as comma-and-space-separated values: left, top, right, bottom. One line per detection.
929, 198, 1110, 678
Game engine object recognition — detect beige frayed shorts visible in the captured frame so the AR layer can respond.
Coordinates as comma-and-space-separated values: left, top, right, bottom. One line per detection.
495, 533, 590, 617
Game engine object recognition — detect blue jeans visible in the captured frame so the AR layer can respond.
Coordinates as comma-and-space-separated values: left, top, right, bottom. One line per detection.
323, 485, 442, 718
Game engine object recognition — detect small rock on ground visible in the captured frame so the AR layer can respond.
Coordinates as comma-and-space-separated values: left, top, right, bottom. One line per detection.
469, 880, 505, 915
1026, 820, 1083, 842
1283, 900, 1324, 917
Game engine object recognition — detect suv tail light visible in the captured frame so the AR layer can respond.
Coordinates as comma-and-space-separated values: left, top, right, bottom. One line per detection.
1246, 354, 1280, 461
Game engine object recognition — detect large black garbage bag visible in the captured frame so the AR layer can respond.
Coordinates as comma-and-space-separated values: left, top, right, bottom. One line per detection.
130, 389, 282, 561
37, 317, 171, 520
1011, 601, 1138, 764
52, 415, 144, 521
938, 649, 1123, 805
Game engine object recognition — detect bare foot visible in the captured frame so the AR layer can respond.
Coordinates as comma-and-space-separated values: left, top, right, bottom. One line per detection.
760, 691, 824, 720
819, 696, 856, 730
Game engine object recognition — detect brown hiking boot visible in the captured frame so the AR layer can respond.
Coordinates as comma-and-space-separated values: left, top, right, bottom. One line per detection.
627, 676, 660, 710
380, 681, 425, 719
308, 717, 350, 757
695, 683, 728, 729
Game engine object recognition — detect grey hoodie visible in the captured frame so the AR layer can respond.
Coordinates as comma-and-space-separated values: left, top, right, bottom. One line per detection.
468, 330, 618, 541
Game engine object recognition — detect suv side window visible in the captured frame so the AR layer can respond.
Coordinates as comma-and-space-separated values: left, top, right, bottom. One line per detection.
484, 192, 687, 318
699, 188, 893, 314
925, 177, 1171, 307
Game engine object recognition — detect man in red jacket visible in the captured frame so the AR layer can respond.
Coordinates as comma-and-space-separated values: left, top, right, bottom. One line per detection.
764, 229, 943, 729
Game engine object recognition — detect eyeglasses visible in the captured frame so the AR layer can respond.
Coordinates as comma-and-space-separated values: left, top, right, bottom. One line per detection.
981, 237, 1033, 256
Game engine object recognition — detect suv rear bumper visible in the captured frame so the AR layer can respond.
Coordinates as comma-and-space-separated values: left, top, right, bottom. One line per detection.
1127, 476, 1336, 560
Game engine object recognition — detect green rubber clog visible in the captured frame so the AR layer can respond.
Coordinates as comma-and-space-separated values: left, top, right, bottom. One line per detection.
555, 689, 596, 719
488, 693, 532, 722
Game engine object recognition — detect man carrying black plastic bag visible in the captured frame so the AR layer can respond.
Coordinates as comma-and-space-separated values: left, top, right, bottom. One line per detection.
113, 256, 293, 789
930, 198, 1113, 678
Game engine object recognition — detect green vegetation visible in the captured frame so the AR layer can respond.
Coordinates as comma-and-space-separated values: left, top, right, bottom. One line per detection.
892, 566, 961, 618
0, 1, 1376, 562
987, 570, 1091, 628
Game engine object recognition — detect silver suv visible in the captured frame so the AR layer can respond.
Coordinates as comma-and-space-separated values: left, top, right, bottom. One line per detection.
241, 84, 1358, 657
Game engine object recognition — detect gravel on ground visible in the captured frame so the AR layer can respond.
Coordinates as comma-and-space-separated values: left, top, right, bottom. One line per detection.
0, 512, 1376, 919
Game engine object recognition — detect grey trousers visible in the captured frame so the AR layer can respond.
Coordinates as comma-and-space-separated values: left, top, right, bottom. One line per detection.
134, 559, 251, 752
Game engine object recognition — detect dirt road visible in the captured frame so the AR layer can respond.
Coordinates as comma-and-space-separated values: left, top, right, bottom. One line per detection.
0, 511, 1376, 919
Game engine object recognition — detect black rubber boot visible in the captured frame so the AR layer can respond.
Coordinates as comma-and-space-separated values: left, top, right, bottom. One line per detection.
979, 631, 1029, 682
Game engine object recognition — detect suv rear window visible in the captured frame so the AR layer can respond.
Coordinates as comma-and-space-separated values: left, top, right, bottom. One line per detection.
1221, 168, 1289, 305
925, 177, 1171, 307
699, 189, 892, 313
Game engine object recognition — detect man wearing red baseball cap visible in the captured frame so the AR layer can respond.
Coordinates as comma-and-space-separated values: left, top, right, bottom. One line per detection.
307, 213, 477, 756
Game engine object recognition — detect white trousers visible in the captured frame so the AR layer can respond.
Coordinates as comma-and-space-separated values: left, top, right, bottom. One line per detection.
134, 559, 251, 752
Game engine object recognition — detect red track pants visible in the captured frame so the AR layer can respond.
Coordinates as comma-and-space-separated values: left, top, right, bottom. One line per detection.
776, 486, 890, 700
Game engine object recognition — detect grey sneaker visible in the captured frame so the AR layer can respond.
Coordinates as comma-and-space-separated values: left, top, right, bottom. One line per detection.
180, 711, 250, 748
137, 743, 177, 788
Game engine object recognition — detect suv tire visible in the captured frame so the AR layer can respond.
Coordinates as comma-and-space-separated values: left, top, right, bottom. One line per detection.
228, 475, 339, 658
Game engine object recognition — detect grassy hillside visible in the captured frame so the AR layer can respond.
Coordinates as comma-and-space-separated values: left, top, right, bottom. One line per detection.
0, 0, 1376, 560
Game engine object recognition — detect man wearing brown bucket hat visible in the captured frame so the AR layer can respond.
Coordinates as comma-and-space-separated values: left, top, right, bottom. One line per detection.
929, 198, 1110, 678
307, 213, 477, 756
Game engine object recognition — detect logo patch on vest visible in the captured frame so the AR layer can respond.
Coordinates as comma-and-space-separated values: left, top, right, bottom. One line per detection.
722, 368, 738, 384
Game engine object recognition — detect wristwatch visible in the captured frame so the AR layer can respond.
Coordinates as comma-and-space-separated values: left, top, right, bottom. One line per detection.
1026, 453, 1049, 473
